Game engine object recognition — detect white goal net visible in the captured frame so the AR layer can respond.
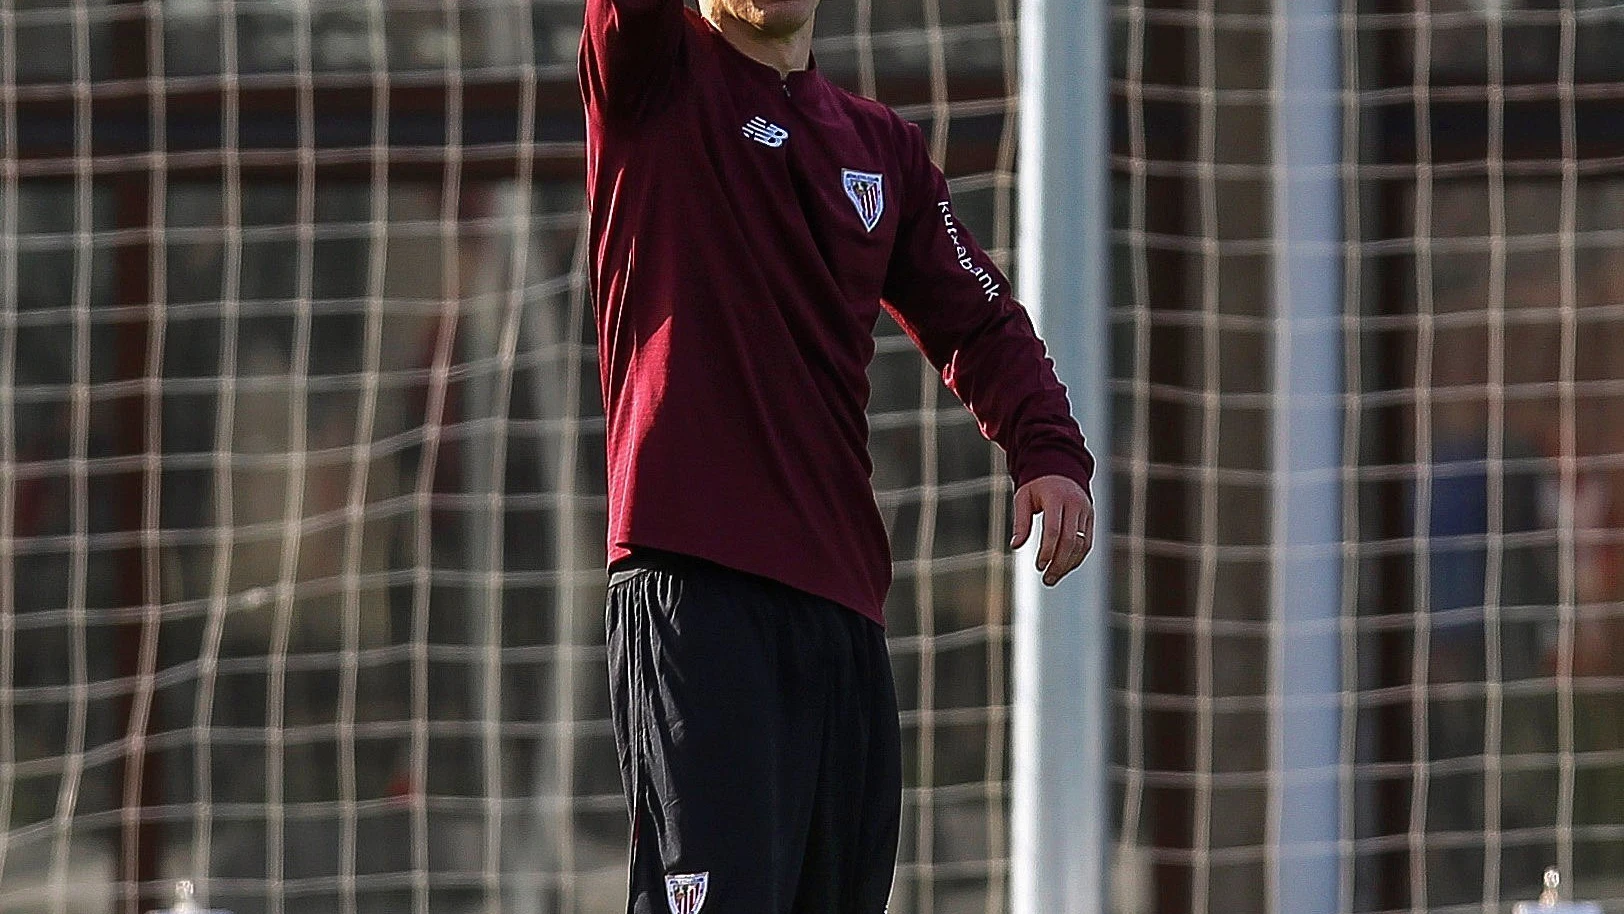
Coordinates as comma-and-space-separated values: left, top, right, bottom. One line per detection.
1111, 1, 1624, 912
0, 0, 1021, 912
13, 0, 1624, 912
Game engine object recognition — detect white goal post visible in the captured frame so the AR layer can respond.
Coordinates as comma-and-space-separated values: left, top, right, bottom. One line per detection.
1012, 1, 1111, 914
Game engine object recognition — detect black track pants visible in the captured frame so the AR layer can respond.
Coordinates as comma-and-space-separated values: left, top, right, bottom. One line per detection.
605, 551, 902, 914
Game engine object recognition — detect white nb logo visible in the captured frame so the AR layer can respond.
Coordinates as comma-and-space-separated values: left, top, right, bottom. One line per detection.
742, 116, 789, 148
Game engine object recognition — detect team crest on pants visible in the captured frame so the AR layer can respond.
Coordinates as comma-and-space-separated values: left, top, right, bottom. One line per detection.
842, 169, 885, 232
664, 872, 709, 914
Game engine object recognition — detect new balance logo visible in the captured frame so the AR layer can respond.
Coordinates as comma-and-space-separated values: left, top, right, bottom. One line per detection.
742, 116, 789, 148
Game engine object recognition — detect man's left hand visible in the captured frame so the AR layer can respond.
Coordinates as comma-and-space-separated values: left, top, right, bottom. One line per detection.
1009, 475, 1093, 586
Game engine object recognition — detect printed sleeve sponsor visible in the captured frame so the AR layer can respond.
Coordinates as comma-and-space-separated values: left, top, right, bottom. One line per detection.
938, 201, 1002, 302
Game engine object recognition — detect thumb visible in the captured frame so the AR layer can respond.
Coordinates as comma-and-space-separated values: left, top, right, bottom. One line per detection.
1010, 485, 1035, 549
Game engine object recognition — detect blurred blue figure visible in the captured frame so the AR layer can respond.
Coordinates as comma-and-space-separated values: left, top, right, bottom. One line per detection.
1427, 433, 1491, 678
1414, 421, 1556, 907
1421, 428, 1551, 683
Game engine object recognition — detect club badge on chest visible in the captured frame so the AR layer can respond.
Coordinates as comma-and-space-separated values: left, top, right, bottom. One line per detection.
842, 169, 885, 232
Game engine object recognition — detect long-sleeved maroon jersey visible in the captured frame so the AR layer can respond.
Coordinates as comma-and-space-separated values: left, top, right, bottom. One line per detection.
581, 0, 1094, 625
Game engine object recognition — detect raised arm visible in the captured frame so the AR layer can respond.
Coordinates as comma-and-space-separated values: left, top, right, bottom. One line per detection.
882, 120, 1096, 582
579, 0, 686, 119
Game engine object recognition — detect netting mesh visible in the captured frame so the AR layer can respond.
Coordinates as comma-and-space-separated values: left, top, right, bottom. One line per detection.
1111, 1, 1624, 912
0, 0, 1020, 912
10, 0, 1624, 912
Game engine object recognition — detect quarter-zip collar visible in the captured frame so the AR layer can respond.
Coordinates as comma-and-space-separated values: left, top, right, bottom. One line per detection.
697, 13, 821, 99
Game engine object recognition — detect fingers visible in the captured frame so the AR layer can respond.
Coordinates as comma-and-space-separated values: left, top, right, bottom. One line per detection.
1043, 495, 1096, 586
1052, 504, 1095, 584
1036, 495, 1065, 572
1012, 477, 1096, 586
1042, 501, 1081, 585
1080, 505, 1095, 560
1010, 485, 1035, 549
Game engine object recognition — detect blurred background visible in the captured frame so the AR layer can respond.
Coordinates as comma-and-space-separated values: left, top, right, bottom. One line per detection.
1, 0, 1622, 912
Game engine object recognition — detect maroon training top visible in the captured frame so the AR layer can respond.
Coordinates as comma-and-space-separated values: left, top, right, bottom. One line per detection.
581, 0, 1094, 625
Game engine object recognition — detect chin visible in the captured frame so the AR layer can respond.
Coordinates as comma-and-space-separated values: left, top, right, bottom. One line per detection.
752, 0, 818, 35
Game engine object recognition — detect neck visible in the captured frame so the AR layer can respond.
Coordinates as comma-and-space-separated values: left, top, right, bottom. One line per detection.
702, 5, 815, 77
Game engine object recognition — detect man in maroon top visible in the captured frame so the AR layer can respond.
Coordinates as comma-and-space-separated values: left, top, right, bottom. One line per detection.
582, 0, 1095, 910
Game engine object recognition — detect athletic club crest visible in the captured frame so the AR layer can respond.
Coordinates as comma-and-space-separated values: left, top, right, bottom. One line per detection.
664, 872, 709, 914
842, 169, 885, 232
